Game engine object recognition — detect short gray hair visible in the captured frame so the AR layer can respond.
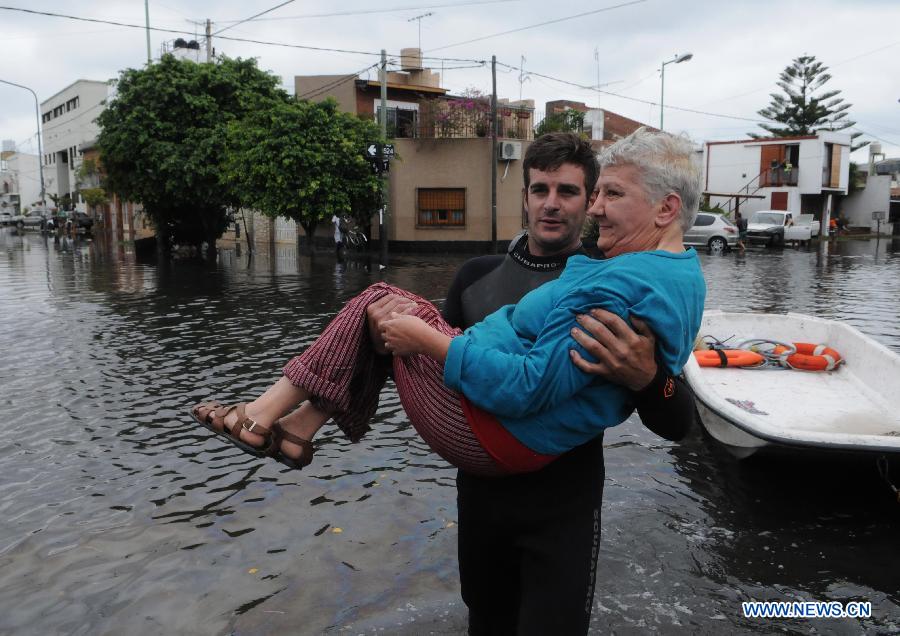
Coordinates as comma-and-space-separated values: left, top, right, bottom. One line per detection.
598, 127, 701, 232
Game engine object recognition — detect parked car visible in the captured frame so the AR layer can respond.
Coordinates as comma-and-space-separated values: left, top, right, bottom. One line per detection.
0, 211, 13, 226
746, 210, 794, 247
72, 211, 94, 232
12, 211, 51, 231
683, 212, 738, 253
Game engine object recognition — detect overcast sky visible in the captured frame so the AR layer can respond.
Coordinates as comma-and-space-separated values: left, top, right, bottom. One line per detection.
2, 0, 898, 161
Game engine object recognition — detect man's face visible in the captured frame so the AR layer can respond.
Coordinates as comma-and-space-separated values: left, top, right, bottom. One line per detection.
523, 163, 589, 257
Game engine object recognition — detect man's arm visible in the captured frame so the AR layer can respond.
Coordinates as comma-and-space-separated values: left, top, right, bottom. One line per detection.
569, 309, 696, 441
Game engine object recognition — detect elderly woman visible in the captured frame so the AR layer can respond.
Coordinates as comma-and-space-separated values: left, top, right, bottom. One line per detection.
191, 128, 706, 476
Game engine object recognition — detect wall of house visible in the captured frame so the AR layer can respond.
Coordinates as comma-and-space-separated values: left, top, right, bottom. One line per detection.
704, 142, 761, 207
40, 80, 110, 213
387, 137, 529, 248
797, 133, 851, 194
842, 174, 893, 233
294, 75, 358, 113
2, 152, 41, 210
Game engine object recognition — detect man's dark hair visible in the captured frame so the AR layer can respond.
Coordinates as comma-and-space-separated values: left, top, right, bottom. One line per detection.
523, 132, 598, 194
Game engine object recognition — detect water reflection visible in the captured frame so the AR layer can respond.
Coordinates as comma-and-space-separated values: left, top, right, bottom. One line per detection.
0, 229, 898, 634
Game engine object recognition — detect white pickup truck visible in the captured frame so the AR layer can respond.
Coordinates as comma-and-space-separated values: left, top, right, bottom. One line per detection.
747, 210, 820, 246
794, 213, 821, 238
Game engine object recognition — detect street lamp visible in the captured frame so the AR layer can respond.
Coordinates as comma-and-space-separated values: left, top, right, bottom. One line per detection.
660, 52, 693, 131
0, 78, 46, 209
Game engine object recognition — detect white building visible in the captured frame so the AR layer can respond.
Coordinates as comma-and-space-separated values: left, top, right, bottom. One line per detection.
40, 79, 111, 214
0, 144, 41, 215
704, 132, 852, 228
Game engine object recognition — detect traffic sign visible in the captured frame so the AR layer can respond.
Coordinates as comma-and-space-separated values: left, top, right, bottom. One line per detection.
369, 159, 390, 175
365, 143, 395, 160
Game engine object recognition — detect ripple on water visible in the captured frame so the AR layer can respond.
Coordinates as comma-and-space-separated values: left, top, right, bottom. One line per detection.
1, 230, 898, 633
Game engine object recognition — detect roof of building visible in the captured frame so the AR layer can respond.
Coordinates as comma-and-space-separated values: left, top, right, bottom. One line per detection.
40, 79, 110, 108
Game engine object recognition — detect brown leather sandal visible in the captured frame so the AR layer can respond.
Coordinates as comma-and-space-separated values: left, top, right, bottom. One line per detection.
190, 401, 272, 458
264, 420, 315, 470
190, 403, 313, 469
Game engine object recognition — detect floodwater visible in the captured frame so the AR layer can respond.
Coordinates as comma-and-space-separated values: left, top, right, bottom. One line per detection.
1, 230, 899, 635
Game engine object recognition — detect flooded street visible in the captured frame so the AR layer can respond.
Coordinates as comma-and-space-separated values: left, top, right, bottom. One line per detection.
1, 229, 899, 635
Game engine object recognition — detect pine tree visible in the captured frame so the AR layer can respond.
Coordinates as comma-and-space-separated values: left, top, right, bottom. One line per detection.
752, 55, 867, 150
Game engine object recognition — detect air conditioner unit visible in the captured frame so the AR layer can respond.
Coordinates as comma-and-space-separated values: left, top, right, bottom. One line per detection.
499, 141, 522, 161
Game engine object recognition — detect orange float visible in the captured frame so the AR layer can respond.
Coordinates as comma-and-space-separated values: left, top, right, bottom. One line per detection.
693, 349, 765, 368
772, 342, 843, 371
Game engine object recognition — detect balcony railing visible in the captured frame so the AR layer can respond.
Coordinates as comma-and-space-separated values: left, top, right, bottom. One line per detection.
388, 100, 534, 140
759, 166, 799, 187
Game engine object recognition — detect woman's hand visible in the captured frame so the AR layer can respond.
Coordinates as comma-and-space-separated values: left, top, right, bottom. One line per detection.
381, 313, 452, 361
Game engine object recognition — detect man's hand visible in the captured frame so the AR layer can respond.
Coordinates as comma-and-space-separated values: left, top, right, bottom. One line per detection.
381, 312, 452, 361
569, 308, 658, 391
367, 294, 418, 354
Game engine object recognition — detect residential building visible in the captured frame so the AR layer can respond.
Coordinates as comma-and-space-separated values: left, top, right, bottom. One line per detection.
703, 132, 852, 229
842, 145, 898, 235
225, 47, 538, 251
78, 140, 151, 242
543, 100, 655, 148
40, 79, 111, 215
0, 142, 41, 215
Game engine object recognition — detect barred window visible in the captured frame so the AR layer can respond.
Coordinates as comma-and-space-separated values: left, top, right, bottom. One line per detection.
417, 188, 465, 227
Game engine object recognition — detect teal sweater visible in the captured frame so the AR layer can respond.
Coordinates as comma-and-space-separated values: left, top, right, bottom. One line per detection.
443, 250, 705, 455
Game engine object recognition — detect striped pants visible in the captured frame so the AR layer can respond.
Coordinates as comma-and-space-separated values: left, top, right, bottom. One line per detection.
282, 283, 504, 476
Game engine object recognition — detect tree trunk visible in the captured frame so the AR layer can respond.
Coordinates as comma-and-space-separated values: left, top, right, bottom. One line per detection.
299, 220, 318, 255
156, 224, 171, 260
205, 232, 218, 263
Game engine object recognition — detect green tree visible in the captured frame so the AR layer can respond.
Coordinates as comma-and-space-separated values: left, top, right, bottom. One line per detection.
535, 109, 585, 137
96, 55, 285, 259
75, 158, 108, 210
223, 98, 383, 246
753, 55, 867, 151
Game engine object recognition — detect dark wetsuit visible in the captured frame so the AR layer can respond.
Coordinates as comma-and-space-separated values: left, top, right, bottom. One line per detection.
444, 233, 695, 635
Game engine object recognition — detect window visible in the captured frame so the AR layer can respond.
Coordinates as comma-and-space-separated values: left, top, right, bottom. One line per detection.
692, 213, 714, 227
375, 100, 420, 138
417, 188, 465, 227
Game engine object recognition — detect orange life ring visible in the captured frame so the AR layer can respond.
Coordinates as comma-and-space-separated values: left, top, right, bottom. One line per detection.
773, 342, 843, 371
693, 349, 765, 368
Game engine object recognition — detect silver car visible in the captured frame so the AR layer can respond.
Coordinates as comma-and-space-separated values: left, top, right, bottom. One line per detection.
683, 212, 738, 253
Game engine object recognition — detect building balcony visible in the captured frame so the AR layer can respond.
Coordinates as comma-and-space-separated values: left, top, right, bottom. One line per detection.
387, 101, 534, 140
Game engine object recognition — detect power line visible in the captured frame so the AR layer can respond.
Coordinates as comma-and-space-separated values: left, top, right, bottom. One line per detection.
426, 0, 646, 52
213, 1, 517, 23
852, 128, 899, 148
297, 63, 381, 100
0, 6, 488, 64
496, 60, 770, 124
212, 0, 297, 36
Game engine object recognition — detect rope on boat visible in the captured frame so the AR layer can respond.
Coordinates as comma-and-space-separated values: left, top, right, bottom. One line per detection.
876, 455, 900, 504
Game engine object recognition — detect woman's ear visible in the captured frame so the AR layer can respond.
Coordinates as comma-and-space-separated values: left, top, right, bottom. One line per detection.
655, 193, 682, 228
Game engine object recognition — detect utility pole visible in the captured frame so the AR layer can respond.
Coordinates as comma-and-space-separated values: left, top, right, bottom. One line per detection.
594, 47, 601, 109
490, 55, 498, 254
205, 19, 212, 62
0, 79, 45, 209
144, 0, 151, 63
379, 49, 389, 264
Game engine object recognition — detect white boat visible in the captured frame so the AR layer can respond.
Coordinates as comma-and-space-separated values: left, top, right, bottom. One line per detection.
683, 311, 900, 459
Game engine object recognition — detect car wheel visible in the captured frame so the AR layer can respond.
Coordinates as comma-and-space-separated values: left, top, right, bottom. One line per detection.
16, 220, 24, 230
708, 237, 727, 254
